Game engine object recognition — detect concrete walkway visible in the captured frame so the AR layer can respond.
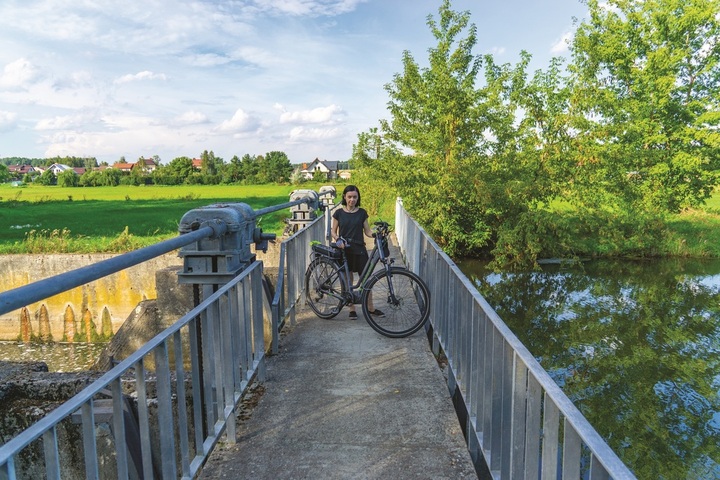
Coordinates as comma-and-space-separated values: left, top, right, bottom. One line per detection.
198, 302, 477, 479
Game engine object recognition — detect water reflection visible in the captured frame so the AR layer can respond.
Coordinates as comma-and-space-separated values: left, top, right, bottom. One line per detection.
457, 258, 720, 480
0, 342, 107, 372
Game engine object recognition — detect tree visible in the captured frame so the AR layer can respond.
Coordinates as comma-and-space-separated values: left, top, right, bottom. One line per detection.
377, 0, 568, 261
240, 154, 260, 182
79, 170, 102, 187
262, 151, 293, 183
162, 156, 195, 184
379, 0, 492, 257
200, 150, 222, 184
568, 0, 720, 212
0, 164, 8, 183
57, 170, 78, 187
100, 168, 122, 186
36, 169, 55, 185
223, 155, 243, 183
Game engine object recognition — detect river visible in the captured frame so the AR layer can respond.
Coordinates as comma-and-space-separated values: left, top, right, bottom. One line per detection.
456, 257, 720, 480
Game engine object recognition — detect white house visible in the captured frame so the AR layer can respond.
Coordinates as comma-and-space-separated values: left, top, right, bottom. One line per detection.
300, 158, 339, 180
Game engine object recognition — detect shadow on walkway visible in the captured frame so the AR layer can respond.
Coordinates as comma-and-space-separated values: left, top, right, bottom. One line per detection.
199, 305, 477, 479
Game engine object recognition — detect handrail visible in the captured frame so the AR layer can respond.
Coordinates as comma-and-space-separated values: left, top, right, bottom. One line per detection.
0, 261, 267, 479
269, 204, 338, 354
0, 196, 323, 479
394, 198, 636, 480
0, 225, 216, 315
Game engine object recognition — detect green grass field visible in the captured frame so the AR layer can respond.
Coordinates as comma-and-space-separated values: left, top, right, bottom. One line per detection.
2, 182, 720, 258
0, 184, 306, 253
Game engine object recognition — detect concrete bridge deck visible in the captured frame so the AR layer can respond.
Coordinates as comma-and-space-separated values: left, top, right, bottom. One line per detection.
198, 304, 477, 479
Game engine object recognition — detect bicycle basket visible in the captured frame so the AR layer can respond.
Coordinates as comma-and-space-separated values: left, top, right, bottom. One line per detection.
312, 243, 342, 260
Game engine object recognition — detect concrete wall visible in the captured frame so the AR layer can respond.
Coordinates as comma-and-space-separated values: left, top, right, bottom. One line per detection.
0, 243, 283, 342
0, 253, 183, 341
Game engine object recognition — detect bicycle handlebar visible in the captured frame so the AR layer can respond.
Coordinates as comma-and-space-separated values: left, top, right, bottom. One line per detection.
373, 221, 391, 236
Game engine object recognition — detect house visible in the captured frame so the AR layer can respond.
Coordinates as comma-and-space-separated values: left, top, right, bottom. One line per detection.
110, 158, 158, 175
134, 157, 158, 173
7, 164, 35, 177
300, 158, 339, 180
112, 162, 134, 172
192, 158, 203, 171
47, 163, 77, 175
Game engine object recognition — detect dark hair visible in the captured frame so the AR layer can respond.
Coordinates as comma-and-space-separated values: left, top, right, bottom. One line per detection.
341, 185, 361, 207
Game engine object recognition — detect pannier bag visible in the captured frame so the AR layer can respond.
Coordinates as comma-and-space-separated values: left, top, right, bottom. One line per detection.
312, 244, 342, 260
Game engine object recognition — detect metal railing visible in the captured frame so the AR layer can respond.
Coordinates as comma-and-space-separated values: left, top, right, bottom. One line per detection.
394, 198, 636, 480
0, 197, 324, 480
269, 211, 331, 353
0, 260, 267, 480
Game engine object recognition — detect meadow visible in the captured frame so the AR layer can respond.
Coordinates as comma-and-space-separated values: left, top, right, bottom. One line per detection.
0, 184, 306, 253
2, 182, 720, 258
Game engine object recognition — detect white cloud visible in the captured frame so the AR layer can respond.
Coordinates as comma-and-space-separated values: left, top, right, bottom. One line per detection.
114, 71, 168, 84
35, 114, 89, 131
252, 0, 369, 17
175, 111, 209, 125
0, 0, 588, 163
0, 110, 17, 130
551, 31, 573, 54
288, 125, 343, 142
217, 108, 262, 133
0, 58, 42, 89
279, 104, 344, 124
183, 53, 234, 68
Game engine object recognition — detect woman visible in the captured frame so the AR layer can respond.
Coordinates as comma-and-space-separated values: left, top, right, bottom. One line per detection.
331, 185, 384, 319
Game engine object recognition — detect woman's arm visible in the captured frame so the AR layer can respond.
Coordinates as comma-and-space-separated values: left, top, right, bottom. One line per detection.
362, 219, 373, 238
331, 216, 340, 242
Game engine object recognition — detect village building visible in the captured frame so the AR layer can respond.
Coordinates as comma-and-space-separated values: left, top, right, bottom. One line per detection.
299, 158, 339, 180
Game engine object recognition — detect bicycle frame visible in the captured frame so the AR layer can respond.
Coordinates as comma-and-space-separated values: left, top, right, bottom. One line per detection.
338, 232, 392, 303
306, 221, 430, 337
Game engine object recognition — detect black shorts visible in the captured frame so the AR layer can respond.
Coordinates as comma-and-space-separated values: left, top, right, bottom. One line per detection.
346, 248, 369, 274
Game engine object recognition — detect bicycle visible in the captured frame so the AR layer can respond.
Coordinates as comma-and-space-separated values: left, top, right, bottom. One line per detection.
305, 221, 430, 338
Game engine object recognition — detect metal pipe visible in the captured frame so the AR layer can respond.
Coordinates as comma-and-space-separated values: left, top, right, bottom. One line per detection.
252, 197, 313, 218
0, 225, 219, 316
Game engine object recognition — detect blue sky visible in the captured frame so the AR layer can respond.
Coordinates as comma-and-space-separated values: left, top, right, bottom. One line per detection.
0, 0, 587, 165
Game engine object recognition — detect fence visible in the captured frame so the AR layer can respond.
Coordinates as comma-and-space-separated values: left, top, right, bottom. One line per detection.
0, 197, 324, 480
269, 211, 332, 353
394, 198, 636, 480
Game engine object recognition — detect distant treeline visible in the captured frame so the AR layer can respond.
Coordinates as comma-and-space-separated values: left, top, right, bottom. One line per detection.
1, 152, 351, 186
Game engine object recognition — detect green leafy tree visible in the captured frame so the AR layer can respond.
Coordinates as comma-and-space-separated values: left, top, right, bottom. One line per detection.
36, 169, 55, 185
223, 155, 243, 183
100, 168, 122, 186
263, 151, 293, 183
0, 164, 8, 183
200, 150, 223, 184
163, 156, 194, 184
240, 154, 260, 182
379, 0, 491, 257
377, 0, 568, 262
568, 0, 720, 213
57, 170, 78, 187
79, 170, 101, 187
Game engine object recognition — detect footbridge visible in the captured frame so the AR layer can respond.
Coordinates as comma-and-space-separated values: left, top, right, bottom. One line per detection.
0, 192, 636, 479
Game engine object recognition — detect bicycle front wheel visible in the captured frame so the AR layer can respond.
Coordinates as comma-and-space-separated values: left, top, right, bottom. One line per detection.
305, 257, 345, 319
361, 267, 430, 338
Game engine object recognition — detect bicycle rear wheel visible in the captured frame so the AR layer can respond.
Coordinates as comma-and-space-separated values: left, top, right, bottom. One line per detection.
305, 257, 345, 319
361, 267, 430, 338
